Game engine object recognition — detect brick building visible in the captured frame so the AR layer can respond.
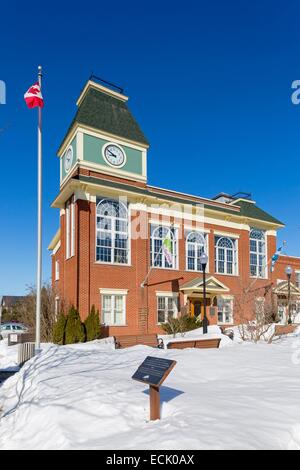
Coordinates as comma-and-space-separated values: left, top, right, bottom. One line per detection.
49, 78, 300, 335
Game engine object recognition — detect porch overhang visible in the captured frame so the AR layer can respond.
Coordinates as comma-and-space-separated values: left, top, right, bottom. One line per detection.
180, 276, 230, 295
273, 280, 300, 297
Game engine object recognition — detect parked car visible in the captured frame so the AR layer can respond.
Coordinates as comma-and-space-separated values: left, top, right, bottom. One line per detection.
0, 322, 29, 340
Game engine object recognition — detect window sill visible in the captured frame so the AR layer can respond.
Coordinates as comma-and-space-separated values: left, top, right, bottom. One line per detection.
94, 262, 132, 267
151, 266, 179, 272
102, 324, 128, 327
215, 272, 239, 277
250, 276, 268, 280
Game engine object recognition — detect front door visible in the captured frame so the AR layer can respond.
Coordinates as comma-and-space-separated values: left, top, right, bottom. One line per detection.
191, 300, 202, 318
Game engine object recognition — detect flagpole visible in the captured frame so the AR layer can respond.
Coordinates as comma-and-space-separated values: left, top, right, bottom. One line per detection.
35, 65, 43, 351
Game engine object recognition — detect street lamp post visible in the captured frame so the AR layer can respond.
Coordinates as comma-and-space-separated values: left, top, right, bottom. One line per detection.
285, 266, 293, 325
200, 252, 209, 334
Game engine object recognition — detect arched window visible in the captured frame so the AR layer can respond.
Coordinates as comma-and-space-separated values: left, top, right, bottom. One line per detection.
150, 225, 177, 269
215, 236, 236, 275
186, 232, 207, 271
96, 199, 129, 264
249, 229, 266, 277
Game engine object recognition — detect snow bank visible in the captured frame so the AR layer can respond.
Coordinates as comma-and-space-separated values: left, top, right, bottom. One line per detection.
0, 340, 19, 371
1, 331, 300, 450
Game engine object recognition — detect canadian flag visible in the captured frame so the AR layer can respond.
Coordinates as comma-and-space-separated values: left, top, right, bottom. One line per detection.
24, 82, 44, 108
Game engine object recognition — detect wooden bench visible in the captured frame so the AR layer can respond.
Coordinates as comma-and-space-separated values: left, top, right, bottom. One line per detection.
114, 334, 162, 349
274, 324, 297, 336
167, 338, 221, 350
268, 324, 298, 343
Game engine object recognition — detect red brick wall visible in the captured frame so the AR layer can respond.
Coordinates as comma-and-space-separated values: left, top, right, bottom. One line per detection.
52, 197, 300, 335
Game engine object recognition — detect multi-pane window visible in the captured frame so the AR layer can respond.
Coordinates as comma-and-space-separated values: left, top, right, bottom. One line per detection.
96, 199, 129, 264
150, 225, 177, 269
102, 294, 125, 326
296, 272, 300, 289
215, 236, 237, 275
249, 229, 266, 278
55, 261, 60, 281
186, 231, 207, 271
157, 295, 178, 323
217, 297, 233, 324
66, 196, 75, 259
55, 297, 60, 320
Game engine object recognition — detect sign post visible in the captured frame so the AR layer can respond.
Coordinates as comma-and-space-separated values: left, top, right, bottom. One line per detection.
132, 356, 177, 421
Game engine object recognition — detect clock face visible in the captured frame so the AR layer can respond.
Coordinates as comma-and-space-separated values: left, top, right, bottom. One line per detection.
64, 146, 73, 173
103, 144, 126, 167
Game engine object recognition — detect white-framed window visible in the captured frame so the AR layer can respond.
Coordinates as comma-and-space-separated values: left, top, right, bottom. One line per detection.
66, 196, 75, 259
249, 229, 266, 278
186, 231, 207, 271
101, 291, 127, 326
55, 297, 60, 320
215, 236, 237, 275
217, 297, 234, 324
150, 225, 178, 269
55, 261, 60, 281
96, 199, 129, 265
157, 294, 178, 323
296, 271, 300, 289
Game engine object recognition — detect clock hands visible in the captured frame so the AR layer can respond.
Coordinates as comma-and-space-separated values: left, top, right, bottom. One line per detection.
107, 149, 117, 159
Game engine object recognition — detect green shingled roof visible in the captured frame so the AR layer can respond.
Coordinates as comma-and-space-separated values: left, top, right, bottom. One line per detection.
61, 87, 149, 148
233, 199, 284, 226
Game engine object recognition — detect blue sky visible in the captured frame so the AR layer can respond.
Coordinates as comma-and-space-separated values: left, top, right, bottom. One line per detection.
0, 0, 300, 295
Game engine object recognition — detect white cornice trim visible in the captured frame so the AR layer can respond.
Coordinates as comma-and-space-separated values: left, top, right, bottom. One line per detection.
214, 230, 240, 239
99, 288, 129, 295
155, 291, 179, 297
76, 81, 129, 107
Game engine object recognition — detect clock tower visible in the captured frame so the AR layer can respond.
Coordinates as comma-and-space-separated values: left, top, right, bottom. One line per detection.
57, 78, 149, 186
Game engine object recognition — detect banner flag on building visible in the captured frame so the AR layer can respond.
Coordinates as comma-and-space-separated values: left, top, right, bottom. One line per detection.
270, 241, 286, 272
24, 82, 44, 109
162, 237, 173, 265
24, 67, 43, 351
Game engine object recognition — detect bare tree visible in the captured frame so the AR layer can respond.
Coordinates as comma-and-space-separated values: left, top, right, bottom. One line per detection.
234, 277, 278, 343
7, 283, 64, 342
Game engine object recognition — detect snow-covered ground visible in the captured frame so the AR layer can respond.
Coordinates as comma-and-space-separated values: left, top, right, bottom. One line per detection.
0, 327, 300, 450
0, 340, 19, 371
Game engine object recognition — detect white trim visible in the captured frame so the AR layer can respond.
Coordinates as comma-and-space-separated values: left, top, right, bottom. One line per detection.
185, 231, 210, 274
55, 260, 60, 281
99, 288, 128, 295
78, 126, 147, 151
102, 142, 127, 169
71, 197, 75, 257
66, 201, 70, 259
64, 146, 74, 174
156, 294, 179, 324
184, 225, 210, 234
77, 131, 84, 160
215, 235, 238, 276
265, 230, 277, 236
149, 219, 180, 229
155, 291, 179, 297
142, 149, 147, 178
76, 81, 129, 107
100, 290, 127, 326
214, 230, 240, 239
150, 224, 179, 270
95, 198, 131, 266
53, 241, 61, 255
